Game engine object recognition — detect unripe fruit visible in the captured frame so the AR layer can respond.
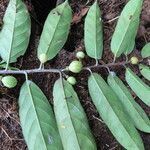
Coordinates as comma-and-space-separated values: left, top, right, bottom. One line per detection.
67, 76, 77, 85
38, 53, 48, 63
1, 76, 17, 88
68, 60, 83, 73
130, 56, 139, 65
76, 51, 85, 59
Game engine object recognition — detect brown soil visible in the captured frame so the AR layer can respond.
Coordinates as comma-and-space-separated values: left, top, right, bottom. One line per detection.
0, 0, 150, 149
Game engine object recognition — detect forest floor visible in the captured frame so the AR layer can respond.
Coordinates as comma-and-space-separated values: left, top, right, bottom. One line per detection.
0, 0, 150, 149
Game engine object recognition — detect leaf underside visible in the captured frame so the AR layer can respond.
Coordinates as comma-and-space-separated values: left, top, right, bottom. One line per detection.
125, 68, 150, 106
139, 64, 150, 81
19, 80, 63, 150
88, 73, 144, 150
108, 73, 150, 133
53, 78, 96, 150
84, 1, 103, 60
37, 1, 72, 62
111, 0, 143, 57
141, 43, 150, 58
0, 0, 31, 63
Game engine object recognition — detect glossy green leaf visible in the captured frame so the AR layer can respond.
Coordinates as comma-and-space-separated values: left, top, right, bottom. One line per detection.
88, 73, 144, 150
111, 0, 143, 57
139, 64, 150, 81
37, 1, 72, 62
53, 78, 96, 150
84, 1, 103, 59
125, 68, 150, 106
19, 80, 63, 150
0, 0, 31, 64
108, 73, 150, 133
141, 43, 150, 58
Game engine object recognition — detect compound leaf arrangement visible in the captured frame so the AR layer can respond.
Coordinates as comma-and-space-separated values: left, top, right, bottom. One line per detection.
0, 0, 150, 150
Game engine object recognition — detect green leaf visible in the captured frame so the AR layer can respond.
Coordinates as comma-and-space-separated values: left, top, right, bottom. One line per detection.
139, 64, 150, 81
125, 68, 150, 106
19, 80, 63, 150
0, 0, 31, 64
111, 0, 143, 57
84, 1, 103, 60
88, 73, 144, 150
141, 43, 150, 58
53, 78, 96, 150
37, 1, 72, 62
108, 73, 150, 133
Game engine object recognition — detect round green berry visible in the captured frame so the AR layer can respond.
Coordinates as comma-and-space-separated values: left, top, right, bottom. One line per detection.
67, 76, 77, 85
1, 76, 17, 88
38, 53, 48, 63
130, 57, 139, 65
68, 60, 83, 73
76, 51, 85, 59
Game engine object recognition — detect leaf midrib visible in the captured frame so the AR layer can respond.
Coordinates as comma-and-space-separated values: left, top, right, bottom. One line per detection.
60, 79, 81, 150
114, 2, 141, 57
110, 76, 150, 126
6, 0, 17, 64
91, 74, 140, 149
27, 81, 48, 150
45, 3, 67, 57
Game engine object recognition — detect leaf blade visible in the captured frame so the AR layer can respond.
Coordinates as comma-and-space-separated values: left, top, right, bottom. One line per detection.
108, 73, 150, 133
53, 78, 96, 150
125, 68, 150, 106
88, 73, 144, 150
111, 0, 143, 57
141, 43, 150, 58
84, 1, 103, 60
37, 1, 72, 61
139, 64, 150, 81
0, 0, 31, 64
19, 80, 63, 150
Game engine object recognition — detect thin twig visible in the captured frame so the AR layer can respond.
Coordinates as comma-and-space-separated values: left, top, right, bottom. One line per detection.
0, 61, 129, 75
84, 61, 129, 70
0, 68, 62, 75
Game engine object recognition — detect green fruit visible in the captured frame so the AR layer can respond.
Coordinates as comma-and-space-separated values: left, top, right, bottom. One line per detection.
130, 56, 139, 65
38, 53, 48, 63
67, 76, 77, 85
76, 51, 85, 59
2, 76, 17, 88
68, 60, 83, 73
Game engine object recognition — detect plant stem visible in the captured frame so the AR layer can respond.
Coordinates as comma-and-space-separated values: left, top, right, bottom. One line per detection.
0, 61, 129, 75
85, 61, 129, 70
0, 68, 61, 75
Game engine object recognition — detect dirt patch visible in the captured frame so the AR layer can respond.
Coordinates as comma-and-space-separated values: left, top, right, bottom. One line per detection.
0, 0, 150, 149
